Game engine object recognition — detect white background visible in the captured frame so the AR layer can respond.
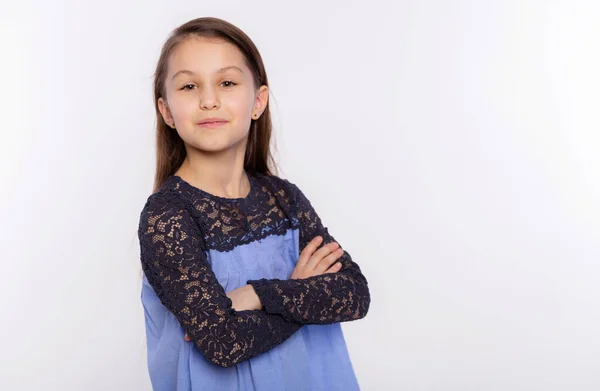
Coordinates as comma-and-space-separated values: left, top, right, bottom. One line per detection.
1, 0, 599, 390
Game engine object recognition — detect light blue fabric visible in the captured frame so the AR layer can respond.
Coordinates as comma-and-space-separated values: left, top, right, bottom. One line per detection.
141, 227, 361, 391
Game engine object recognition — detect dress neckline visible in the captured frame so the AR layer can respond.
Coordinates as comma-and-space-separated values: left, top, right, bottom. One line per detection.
170, 172, 258, 203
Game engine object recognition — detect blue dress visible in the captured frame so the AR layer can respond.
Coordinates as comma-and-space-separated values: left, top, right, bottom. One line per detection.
138, 173, 370, 391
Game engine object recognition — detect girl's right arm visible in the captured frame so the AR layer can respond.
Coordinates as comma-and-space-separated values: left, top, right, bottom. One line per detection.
138, 191, 302, 368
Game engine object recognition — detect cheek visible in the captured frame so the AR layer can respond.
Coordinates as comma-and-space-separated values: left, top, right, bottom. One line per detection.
225, 95, 253, 117
225, 88, 255, 111
170, 97, 196, 119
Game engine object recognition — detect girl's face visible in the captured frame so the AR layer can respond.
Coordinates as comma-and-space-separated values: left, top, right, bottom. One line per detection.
158, 36, 268, 154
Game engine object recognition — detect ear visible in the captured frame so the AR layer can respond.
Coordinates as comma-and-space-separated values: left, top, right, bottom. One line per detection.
157, 97, 175, 128
253, 85, 269, 117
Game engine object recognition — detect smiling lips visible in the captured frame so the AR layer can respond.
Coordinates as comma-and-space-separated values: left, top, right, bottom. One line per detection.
197, 118, 228, 128
197, 118, 228, 129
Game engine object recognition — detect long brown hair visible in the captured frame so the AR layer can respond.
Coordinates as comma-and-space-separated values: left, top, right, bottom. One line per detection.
152, 17, 279, 192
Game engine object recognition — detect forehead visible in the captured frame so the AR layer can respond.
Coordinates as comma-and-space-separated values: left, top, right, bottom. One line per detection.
168, 36, 248, 76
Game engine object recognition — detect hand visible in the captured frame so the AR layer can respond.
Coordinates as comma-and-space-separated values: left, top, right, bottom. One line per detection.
184, 285, 262, 342
226, 284, 262, 311
290, 235, 343, 280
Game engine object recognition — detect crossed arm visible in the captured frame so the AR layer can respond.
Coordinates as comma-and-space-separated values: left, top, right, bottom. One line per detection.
247, 180, 371, 324
139, 182, 370, 367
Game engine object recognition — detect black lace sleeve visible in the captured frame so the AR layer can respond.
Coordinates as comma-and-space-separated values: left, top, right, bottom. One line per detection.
138, 191, 302, 368
247, 181, 371, 324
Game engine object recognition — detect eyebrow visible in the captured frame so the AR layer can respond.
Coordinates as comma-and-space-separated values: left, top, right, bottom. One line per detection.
171, 66, 244, 81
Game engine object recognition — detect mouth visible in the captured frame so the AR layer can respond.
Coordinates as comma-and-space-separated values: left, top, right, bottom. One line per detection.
197, 120, 228, 128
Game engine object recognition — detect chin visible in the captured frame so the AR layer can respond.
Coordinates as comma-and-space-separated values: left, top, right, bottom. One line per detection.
189, 136, 248, 154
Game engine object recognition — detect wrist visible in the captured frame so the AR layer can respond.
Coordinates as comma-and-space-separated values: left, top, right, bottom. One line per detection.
247, 284, 263, 310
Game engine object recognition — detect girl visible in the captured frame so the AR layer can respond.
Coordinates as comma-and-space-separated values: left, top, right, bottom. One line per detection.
137, 16, 371, 391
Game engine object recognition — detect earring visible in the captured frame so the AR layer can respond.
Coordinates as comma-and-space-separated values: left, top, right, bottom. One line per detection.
253, 112, 259, 119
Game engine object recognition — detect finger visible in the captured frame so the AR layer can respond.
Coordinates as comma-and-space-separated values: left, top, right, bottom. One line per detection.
297, 236, 323, 267
307, 241, 339, 270
306, 241, 339, 270
315, 248, 344, 274
324, 261, 343, 274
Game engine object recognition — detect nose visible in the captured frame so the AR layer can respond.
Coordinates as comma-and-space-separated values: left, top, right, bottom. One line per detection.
199, 87, 220, 110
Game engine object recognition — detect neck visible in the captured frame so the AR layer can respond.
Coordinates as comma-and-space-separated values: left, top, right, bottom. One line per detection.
175, 142, 251, 199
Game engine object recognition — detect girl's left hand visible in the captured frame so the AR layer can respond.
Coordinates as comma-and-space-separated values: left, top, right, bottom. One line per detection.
184, 285, 262, 341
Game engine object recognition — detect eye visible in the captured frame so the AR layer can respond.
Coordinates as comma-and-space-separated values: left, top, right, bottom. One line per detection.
221, 80, 237, 88
180, 81, 236, 91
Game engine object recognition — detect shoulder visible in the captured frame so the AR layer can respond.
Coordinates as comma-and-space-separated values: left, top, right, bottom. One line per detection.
254, 173, 315, 214
138, 185, 195, 230
141, 175, 197, 212
255, 172, 302, 199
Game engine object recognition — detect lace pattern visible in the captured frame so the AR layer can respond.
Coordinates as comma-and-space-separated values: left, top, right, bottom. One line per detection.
138, 190, 301, 368
138, 173, 370, 367
247, 179, 371, 324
